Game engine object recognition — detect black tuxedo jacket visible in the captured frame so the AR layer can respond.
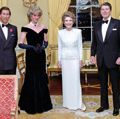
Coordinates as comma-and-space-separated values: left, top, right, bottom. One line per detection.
91, 18, 120, 68
0, 23, 18, 70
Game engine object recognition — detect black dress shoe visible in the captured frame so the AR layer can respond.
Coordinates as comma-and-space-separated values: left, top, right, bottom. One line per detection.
96, 107, 108, 112
113, 109, 119, 116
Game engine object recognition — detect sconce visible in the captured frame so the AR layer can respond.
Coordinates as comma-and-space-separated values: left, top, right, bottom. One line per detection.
23, 0, 37, 8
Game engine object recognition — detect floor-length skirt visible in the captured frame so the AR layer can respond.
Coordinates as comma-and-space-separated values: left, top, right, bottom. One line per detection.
61, 59, 86, 110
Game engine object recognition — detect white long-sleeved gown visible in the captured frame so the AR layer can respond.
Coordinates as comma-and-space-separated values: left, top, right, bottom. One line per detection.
58, 28, 86, 110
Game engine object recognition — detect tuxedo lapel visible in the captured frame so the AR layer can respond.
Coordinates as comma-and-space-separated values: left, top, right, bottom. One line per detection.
7, 26, 12, 40
0, 26, 7, 41
97, 22, 103, 43
105, 18, 115, 42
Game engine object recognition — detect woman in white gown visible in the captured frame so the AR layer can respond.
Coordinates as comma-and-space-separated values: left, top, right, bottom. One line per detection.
58, 11, 86, 111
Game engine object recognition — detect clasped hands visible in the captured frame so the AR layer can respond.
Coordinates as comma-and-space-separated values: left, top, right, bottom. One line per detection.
33, 43, 43, 54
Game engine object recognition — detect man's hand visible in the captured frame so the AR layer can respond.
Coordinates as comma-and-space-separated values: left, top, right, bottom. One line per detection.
116, 57, 120, 65
90, 56, 96, 64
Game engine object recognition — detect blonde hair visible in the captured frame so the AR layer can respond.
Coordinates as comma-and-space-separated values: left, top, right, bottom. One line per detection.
27, 5, 42, 21
62, 11, 76, 23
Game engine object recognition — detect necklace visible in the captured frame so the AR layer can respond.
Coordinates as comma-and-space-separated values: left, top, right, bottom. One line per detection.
30, 22, 39, 27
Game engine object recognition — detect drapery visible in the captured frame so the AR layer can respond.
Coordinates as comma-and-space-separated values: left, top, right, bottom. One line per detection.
48, 0, 71, 45
98, 0, 104, 4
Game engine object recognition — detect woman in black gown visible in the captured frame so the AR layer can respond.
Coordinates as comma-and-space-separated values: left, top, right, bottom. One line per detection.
18, 5, 52, 114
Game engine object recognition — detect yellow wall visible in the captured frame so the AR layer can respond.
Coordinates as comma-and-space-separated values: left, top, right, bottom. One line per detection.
115, 0, 120, 19
7, 0, 48, 38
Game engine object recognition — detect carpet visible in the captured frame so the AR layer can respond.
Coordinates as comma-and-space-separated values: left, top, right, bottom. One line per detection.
18, 95, 120, 119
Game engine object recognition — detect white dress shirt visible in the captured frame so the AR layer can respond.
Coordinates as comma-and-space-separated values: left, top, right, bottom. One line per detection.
102, 17, 111, 42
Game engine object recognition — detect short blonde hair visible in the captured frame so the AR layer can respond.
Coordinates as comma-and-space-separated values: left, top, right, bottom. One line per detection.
27, 5, 42, 21
62, 11, 76, 23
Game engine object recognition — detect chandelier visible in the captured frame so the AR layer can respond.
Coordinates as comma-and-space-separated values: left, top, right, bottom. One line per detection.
23, 0, 38, 8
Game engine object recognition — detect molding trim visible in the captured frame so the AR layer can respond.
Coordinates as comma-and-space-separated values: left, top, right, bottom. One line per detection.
23, 0, 37, 8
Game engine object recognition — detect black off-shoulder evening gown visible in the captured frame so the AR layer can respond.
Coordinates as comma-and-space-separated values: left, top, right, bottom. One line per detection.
19, 27, 52, 114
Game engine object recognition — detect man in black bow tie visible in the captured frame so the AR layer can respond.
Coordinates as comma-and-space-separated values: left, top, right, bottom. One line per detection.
0, 7, 18, 74
102, 20, 108, 24
91, 2, 120, 116
2, 23, 9, 27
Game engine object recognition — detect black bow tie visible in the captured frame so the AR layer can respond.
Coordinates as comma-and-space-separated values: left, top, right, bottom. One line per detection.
2, 24, 9, 27
102, 20, 108, 24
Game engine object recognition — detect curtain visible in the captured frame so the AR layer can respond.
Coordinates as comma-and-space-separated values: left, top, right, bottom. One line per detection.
98, 0, 103, 4
98, 0, 109, 4
48, 0, 71, 45
0, 0, 7, 7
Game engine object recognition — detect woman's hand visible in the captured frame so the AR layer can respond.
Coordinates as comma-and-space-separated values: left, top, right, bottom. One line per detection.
58, 61, 61, 68
80, 60, 84, 68
116, 57, 120, 65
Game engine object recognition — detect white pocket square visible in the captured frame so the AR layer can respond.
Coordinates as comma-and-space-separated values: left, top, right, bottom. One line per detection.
112, 28, 117, 31
11, 34, 15, 36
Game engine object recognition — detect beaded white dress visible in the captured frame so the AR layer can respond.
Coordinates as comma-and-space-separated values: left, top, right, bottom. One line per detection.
58, 28, 86, 110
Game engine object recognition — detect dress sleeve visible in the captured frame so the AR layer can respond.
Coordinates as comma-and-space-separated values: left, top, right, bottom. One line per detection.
78, 29, 83, 60
43, 29, 48, 34
21, 27, 28, 32
58, 31, 62, 62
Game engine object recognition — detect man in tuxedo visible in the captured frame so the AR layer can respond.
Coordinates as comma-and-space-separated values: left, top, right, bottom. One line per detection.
0, 7, 18, 74
91, 2, 120, 116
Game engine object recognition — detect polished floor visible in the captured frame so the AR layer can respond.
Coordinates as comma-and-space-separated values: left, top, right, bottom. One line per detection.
49, 73, 112, 95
